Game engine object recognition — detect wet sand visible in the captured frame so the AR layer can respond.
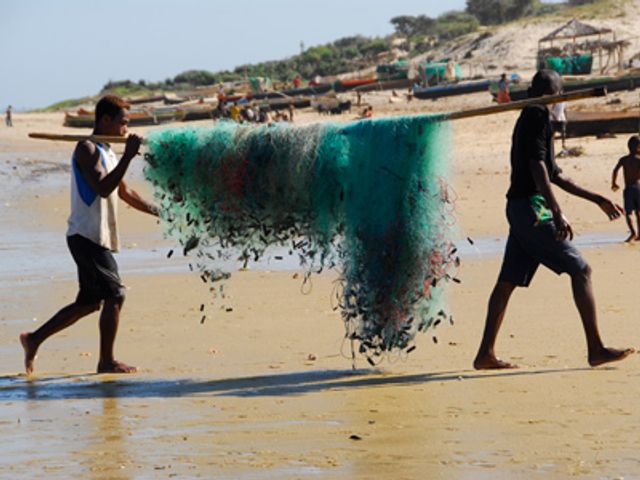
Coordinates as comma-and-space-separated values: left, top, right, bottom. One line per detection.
2, 95, 640, 478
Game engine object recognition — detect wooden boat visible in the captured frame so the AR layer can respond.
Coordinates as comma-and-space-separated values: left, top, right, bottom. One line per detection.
181, 105, 215, 121
506, 73, 640, 102
333, 77, 377, 92
248, 83, 332, 100
125, 93, 166, 105
64, 107, 185, 128
565, 110, 640, 138
413, 78, 492, 100
352, 78, 413, 93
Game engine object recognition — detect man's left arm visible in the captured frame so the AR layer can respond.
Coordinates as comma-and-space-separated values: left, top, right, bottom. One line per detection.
118, 180, 159, 217
552, 173, 622, 221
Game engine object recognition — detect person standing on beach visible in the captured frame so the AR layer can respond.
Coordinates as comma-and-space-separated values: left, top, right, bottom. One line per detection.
474, 70, 634, 370
20, 95, 159, 375
550, 101, 567, 152
611, 135, 640, 242
496, 73, 511, 104
5, 105, 12, 127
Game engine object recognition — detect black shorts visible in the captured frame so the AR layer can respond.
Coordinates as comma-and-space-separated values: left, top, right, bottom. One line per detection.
623, 185, 640, 214
498, 199, 588, 287
67, 234, 125, 305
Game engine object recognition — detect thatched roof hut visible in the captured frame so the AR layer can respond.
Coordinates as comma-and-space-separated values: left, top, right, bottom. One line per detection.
538, 19, 628, 74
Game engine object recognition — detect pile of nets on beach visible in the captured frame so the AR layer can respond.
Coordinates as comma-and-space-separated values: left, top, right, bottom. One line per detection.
143, 115, 459, 362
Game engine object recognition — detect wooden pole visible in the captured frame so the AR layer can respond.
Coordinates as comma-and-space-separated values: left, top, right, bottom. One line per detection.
444, 87, 606, 121
28, 87, 607, 144
28, 133, 134, 144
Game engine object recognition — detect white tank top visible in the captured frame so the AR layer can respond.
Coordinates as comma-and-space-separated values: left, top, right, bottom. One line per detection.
67, 142, 120, 251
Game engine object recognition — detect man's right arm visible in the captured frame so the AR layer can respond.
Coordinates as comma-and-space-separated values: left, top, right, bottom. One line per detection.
75, 135, 141, 198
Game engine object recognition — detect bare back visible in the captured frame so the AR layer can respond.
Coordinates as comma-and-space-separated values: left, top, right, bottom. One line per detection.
618, 154, 640, 187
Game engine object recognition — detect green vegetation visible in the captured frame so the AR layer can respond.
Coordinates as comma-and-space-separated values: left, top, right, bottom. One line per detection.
40, 96, 97, 112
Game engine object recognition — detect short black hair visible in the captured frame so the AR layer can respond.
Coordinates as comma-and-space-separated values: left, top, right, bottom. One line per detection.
628, 135, 640, 153
528, 70, 562, 98
95, 95, 130, 123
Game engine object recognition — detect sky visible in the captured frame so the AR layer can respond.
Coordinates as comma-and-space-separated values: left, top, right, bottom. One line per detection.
1, 0, 470, 110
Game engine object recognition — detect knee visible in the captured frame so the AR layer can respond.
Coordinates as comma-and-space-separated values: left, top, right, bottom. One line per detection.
573, 264, 592, 281
107, 293, 125, 308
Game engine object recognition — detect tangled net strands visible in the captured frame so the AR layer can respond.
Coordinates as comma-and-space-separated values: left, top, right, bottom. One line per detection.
143, 115, 459, 362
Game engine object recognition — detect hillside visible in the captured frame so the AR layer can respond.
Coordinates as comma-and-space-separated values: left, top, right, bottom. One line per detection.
423, 0, 640, 78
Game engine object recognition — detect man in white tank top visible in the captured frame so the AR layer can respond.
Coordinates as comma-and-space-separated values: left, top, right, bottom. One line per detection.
20, 96, 159, 375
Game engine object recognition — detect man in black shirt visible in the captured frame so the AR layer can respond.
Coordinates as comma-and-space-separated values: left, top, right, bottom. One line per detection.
474, 70, 634, 369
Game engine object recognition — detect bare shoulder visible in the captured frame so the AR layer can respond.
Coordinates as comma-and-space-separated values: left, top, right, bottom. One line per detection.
618, 154, 631, 165
74, 140, 100, 169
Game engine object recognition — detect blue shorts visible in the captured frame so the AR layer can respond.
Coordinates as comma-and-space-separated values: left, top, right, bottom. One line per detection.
623, 185, 640, 214
498, 198, 588, 287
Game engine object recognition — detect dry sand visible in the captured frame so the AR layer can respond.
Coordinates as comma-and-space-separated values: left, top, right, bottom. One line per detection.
2, 83, 640, 479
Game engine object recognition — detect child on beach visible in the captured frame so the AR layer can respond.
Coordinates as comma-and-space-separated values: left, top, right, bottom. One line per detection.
611, 135, 640, 242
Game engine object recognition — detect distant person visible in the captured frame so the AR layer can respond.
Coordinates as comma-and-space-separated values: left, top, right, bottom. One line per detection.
20, 95, 159, 375
288, 103, 294, 122
229, 103, 241, 122
358, 105, 373, 119
496, 73, 511, 104
550, 101, 568, 151
473, 70, 633, 370
293, 75, 302, 88
5, 105, 12, 127
611, 135, 640, 242
445, 60, 457, 82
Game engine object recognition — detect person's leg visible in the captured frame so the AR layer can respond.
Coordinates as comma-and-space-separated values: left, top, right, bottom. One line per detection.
635, 210, 640, 241
97, 295, 137, 373
20, 301, 100, 375
570, 265, 634, 366
624, 212, 636, 242
474, 281, 518, 369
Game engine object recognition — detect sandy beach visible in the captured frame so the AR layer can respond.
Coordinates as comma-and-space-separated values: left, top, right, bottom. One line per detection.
2, 85, 640, 479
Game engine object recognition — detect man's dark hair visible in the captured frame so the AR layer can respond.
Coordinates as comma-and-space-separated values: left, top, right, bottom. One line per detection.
528, 69, 562, 98
95, 95, 130, 123
628, 135, 640, 153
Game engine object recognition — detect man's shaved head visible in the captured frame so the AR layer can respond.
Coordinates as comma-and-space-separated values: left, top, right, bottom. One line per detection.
528, 69, 562, 98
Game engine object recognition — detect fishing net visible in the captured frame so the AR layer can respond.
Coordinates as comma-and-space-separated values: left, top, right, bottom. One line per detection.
143, 116, 458, 361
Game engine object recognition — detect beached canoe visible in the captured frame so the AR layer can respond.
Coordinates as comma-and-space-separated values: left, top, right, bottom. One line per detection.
413, 79, 492, 100
506, 73, 640, 102
333, 77, 377, 92
64, 108, 185, 128
351, 78, 413, 93
248, 84, 333, 100
565, 110, 640, 138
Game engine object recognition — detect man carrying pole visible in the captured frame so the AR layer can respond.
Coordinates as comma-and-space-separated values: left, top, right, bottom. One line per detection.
474, 70, 634, 369
20, 95, 159, 375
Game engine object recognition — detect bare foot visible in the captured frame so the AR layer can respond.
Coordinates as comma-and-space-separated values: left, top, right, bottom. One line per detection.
97, 360, 138, 374
589, 347, 634, 367
624, 233, 637, 243
473, 354, 518, 370
19, 333, 38, 376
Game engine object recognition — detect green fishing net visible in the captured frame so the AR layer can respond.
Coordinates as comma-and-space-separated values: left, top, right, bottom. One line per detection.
144, 116, 458, 361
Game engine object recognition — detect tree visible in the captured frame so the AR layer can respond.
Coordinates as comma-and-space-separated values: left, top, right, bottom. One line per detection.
466, 0, 537, 25
435, 11, 480, 40
390, 15, 417, 37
